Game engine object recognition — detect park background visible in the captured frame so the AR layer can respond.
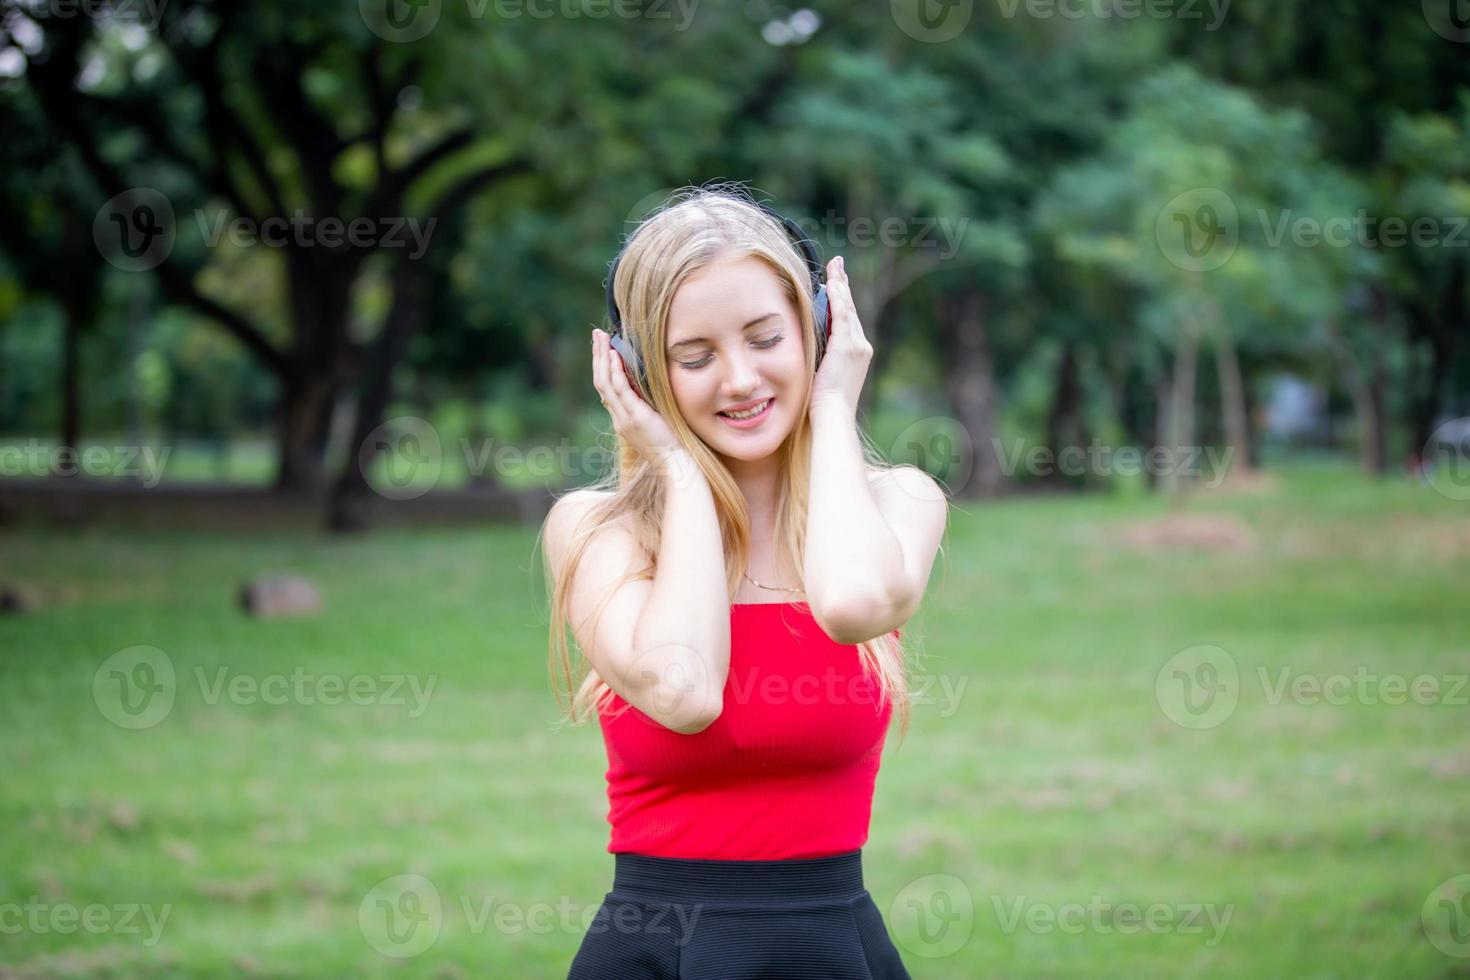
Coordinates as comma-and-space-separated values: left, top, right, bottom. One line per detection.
2, 0, 1469, 976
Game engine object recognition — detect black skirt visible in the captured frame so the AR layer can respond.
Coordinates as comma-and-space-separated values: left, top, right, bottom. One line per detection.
567, 848, 913, 979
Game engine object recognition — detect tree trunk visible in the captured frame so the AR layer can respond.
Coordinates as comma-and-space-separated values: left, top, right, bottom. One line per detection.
327, 255, 431, 531
274, 254, 359, 492
1045, 341, 1086, 488
1213, 329, 1252, 480
939, 289, 1004, 497
1406, 262, 1466, 464
1162, 325, 1200, 501
1240, 361, 1261, 470
274, 372, 338, 491
57, 292, 84, 477
1154, 372, 1171, 492
1329, 318, 1387, 477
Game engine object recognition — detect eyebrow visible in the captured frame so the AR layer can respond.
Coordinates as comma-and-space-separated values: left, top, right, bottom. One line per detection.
667, 313, 781, 353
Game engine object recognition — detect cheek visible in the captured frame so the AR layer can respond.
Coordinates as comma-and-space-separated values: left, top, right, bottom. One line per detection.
778, 341, 809, 386
667, 368, 709, 418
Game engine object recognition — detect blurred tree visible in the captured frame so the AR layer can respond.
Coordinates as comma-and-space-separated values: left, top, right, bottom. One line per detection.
1038, 64, 1379, 497
1166, 0, 1470, 470
0, 88, 108, 469
5, 0, 532, 496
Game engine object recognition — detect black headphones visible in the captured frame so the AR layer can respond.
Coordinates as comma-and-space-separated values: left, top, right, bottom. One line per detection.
603, 200, 832, 400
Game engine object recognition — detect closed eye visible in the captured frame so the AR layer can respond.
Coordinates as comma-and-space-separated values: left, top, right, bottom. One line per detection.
676, 332, 785, 370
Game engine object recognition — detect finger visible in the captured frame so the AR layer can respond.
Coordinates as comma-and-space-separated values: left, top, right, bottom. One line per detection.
592, 331, 610, 403
609, 347, 640, 412
826, 256, 860, 339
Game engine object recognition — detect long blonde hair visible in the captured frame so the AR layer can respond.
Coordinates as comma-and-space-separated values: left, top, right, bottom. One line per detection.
541, 182, 918, 740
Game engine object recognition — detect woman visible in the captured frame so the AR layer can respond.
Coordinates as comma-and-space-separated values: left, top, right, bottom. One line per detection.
541, 184, 948, 979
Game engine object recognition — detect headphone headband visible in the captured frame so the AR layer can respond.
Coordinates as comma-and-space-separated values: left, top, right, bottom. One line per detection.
603, 198, 832, 399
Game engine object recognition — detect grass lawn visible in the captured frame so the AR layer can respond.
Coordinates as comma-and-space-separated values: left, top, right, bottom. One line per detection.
1, 461, 1467, 978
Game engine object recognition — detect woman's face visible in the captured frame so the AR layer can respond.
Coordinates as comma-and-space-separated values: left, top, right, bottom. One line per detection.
664, 254, 809, 462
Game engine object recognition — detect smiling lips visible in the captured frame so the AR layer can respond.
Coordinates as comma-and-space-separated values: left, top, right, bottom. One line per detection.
717, 398, 774, 426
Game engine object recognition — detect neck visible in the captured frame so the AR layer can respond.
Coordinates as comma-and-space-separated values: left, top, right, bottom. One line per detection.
720, 450, 784, 530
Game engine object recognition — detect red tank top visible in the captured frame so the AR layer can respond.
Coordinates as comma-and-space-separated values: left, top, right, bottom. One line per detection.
596, 601, 898, 860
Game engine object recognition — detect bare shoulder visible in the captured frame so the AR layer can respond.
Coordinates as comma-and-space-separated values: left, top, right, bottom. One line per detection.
543, 489, 615, 561
867, 465, 947, 505
542, 489, 646, 580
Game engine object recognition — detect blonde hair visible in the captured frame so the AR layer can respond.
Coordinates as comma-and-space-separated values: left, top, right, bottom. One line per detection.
541, 182, 919, 741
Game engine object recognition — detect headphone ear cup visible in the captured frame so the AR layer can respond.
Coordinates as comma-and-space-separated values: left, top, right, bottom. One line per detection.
607, 332, 649, 403
812, 285, 831, 369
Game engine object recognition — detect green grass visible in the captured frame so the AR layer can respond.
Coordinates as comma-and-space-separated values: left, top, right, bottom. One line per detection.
1, 462, 1467, 978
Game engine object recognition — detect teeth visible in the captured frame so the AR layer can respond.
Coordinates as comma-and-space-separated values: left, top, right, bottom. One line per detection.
720, 399, 770, 420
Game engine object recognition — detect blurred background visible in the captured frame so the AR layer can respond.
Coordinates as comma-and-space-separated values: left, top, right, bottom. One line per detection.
1, 0, 1468, 976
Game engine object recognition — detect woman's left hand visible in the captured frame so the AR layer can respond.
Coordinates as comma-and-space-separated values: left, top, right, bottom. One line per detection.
808, 255, 873, 419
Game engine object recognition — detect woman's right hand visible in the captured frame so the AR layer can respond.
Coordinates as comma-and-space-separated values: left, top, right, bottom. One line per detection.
592, 328, 691, 476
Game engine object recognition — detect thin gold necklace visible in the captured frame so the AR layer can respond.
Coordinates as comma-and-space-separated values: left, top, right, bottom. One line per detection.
742, 570, 804, 595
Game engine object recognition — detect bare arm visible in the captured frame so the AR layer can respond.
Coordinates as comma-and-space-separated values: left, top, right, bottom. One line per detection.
630, 452, 730, 732
803, 402, 910, 643
545, 453, 729, 735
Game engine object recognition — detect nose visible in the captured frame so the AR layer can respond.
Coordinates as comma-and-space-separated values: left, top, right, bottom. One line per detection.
722, 349, 762, 399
